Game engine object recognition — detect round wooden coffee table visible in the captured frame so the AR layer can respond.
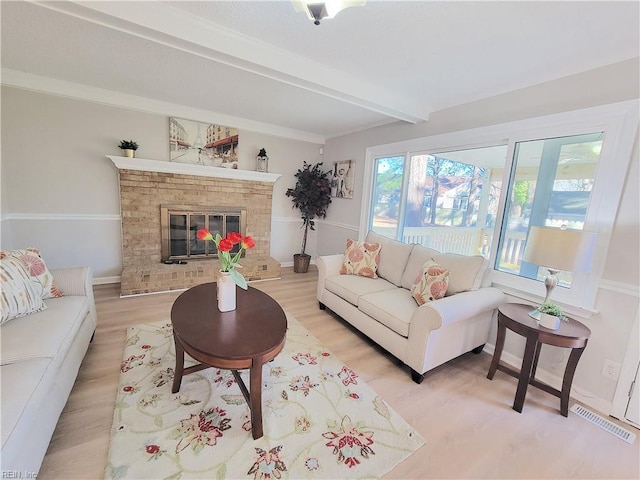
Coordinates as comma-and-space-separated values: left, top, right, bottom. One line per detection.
487, 303, 591, 417
171, 283, 287, 439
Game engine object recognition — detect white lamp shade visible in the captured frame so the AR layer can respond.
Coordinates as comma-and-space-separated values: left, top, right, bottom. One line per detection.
522, 226, 598, 273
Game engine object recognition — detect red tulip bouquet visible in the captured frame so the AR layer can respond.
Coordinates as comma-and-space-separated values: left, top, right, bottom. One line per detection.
196, 229, 255, 289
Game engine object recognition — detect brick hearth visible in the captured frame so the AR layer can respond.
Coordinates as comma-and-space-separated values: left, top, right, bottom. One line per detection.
120, 257, 280, 296
111, 157, 281, 296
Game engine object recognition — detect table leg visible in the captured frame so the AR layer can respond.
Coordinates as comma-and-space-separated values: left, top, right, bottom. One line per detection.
487, 318, 506, 380
513, 336, 538, 413
530, 342, 543, 383
561, 345, 587, 417
249, 359, 264, 439
172, 336, 184, 394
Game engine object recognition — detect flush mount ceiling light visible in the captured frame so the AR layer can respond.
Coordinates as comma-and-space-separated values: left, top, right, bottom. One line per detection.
292, 0, 366, 25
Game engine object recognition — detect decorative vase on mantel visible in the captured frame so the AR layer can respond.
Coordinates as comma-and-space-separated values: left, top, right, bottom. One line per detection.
217, 270, 237, 312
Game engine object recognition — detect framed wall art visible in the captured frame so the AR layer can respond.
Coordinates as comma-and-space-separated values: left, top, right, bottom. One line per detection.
169, 117, 239, 169
330, 160, 354, 199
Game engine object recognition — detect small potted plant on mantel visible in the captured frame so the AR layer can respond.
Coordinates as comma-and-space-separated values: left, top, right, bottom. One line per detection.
286, 162, 332, 273
119, 140, 139, 158
535, 301, 566, 330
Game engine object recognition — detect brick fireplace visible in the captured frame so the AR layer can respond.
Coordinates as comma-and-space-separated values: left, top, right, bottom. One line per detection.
109, 156, 281, 296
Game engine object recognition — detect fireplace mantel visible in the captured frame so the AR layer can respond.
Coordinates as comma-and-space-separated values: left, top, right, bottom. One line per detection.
107, 155, 282, 183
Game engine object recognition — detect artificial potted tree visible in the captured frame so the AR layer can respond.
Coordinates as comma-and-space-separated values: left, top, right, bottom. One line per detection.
286, 161, 332, 273
119, 139, 139, 158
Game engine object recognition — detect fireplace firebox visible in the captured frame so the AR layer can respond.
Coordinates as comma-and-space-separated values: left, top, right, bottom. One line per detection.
160, 205, 247, 262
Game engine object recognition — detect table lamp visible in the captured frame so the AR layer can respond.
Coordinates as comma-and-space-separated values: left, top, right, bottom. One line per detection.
522, 226, 598, 319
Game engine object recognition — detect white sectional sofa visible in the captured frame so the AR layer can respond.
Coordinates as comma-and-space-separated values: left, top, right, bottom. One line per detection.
317, 231, 506, 383
1, 266, 97, 475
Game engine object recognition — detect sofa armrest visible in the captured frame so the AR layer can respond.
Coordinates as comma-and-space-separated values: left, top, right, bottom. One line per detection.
409, 287, 506, 337
52, 267, 92, 296
405, 287, 506, 373
52, 266, 97, 328
316, 254, 343, 301
420, 287, 507, 329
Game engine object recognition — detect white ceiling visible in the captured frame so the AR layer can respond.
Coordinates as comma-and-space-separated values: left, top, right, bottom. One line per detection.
1, 1, 638, 142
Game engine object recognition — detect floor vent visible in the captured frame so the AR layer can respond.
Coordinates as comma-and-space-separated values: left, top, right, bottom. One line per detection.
571, 404, 636, 444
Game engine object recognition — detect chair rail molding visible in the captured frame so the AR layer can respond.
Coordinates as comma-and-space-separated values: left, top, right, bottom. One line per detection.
599, 279, 640, 298
316, 219, 359, 232
1, 213, 121, 221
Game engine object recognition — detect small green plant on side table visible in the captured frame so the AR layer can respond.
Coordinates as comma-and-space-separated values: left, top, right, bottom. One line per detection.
537, 302, 565, 318
536, 301, 566, 329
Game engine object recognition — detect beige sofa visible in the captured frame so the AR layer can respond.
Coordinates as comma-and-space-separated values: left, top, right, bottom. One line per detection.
1, 266, 97, 475
317, 231, 506, 383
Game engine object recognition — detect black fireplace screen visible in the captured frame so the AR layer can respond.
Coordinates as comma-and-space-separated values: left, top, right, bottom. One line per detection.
160, 205, 246, 261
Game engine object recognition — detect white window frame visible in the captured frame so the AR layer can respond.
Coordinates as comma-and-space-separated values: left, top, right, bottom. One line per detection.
361, 100, 638, 316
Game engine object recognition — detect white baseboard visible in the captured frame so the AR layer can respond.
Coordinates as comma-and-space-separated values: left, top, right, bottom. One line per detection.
279, 259, 317, 268
483, 343, 613, 417
93, 275, 121, 285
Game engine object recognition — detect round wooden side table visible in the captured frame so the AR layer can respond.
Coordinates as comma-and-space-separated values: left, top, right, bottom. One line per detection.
487, 303, 591, 417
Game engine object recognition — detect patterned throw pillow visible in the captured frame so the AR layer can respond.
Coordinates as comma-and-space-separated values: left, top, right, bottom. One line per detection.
1, 255, 47, 325
0, 248, 63, 299
411, 259, 450, 305
340, 239, 382, 278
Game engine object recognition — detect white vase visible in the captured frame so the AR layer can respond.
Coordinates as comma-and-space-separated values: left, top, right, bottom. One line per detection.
217, 271, 236, 312
538, 312, 561, 330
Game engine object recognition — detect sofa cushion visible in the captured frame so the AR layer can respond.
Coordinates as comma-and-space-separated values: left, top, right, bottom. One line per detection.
1, 248, 63, 299
325, 274, 397, 307
365, 231, 414, 286
340, 239, 382, 278
1, 358, 54, 452
400, 244, 442, 289
432, 252, 489, 295
1, 296, 90, 366
358, 288, 417, 338
1, 256, 47, 325
411, 259, 450, 305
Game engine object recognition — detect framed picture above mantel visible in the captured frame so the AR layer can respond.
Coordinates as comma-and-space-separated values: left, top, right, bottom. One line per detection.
169, 117, 239, 169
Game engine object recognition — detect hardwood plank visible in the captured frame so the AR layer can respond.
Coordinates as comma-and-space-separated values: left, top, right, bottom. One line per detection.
37, 267, 639, 479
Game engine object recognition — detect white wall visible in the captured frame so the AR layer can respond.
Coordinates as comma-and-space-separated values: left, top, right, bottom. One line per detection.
0, 87, 323, 278
320, 58, 640, 413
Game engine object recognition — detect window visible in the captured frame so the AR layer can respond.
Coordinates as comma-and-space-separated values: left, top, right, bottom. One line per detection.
370, 146, 507, 255
371, 155, 404, 240
452, 197, 469, 211
362, 101, 638, 312
496, 133, 602, 288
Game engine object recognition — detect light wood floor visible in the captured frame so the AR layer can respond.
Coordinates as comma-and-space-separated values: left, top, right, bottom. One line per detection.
39, 267, 639, 479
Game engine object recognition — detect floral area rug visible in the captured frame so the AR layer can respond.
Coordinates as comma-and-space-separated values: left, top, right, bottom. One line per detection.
105, 313, 425, 479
